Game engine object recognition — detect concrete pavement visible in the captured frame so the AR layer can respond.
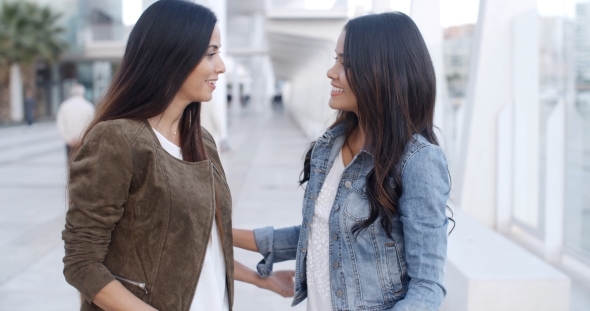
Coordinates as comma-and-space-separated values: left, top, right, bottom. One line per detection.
0, 111, 309, 311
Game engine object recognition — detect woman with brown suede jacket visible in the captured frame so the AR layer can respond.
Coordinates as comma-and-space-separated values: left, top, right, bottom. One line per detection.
61, 1, 294, 311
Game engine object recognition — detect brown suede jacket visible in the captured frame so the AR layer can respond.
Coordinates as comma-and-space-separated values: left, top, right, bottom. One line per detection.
62, 118, 233, 311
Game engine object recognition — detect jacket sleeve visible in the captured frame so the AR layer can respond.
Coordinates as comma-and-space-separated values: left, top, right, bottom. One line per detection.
62, 121, 133, 302
253, 225, 301, 277
392, 145, 450, 311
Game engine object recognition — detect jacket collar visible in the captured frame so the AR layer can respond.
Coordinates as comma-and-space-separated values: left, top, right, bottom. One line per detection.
317, 123, 374, 157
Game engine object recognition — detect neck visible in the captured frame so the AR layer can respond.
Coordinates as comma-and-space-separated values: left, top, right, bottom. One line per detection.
149, 96, 190, 141
347, 123, 366, 155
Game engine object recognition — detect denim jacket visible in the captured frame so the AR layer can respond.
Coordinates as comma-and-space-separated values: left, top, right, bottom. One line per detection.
253, 123, 450, 311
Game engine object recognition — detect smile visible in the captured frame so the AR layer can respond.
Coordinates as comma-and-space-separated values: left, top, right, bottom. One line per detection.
206, 80, 217, 86
331, 86, 344, 93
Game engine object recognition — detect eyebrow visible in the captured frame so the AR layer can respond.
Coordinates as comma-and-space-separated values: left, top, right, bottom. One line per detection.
209, 44, 221, 50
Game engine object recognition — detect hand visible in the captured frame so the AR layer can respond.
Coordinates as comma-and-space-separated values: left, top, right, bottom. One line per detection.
258, 270, 295, 298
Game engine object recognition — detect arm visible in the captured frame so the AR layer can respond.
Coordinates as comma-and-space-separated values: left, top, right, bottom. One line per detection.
93, 281, 157, 311
62, 122, 154, 310
233, 228, 258, 252
234, 226, 301, 277
234, 260, 294, 298
392, 145, 450, 311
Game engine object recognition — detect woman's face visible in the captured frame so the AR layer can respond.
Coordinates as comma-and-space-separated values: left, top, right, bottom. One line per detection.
327, 30, 358, 113
177, 24, 226, 103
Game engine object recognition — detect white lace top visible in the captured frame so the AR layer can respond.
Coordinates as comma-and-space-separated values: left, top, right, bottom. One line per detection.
306, 149, 346, 311
153, 129, 229, 311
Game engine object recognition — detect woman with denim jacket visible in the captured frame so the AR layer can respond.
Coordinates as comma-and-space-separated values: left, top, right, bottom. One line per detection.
234, 12, 451, 311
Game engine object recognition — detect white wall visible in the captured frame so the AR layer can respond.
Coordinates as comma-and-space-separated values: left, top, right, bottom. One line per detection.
455, 0, 538, 227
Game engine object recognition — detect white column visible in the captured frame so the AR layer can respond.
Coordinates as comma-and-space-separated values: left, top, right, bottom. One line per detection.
250, 13, 269, 113
454, 0, 538, 227
544, 100, 565, 262
511, 10, 540, 228
496, 101, 513, 233
410, 0, 448, 148
9, 63, 23, 122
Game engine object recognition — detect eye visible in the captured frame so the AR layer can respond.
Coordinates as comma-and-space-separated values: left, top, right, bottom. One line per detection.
207, 52, 217, 58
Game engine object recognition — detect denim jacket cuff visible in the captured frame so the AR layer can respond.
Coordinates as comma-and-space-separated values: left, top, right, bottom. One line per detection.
253, 226, 275, 277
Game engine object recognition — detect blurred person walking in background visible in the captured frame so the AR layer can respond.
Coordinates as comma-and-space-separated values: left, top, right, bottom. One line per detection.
61, 1, 293, 311
234, 12, 451, 311
56, 83, 95, 160
24, 87, 36, 126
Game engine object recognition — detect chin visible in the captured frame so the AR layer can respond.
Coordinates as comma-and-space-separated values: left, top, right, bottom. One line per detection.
194, 94, 213, 103
328, 100, 340, 110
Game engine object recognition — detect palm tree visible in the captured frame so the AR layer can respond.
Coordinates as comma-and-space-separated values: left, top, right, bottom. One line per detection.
0, 1, 67, 123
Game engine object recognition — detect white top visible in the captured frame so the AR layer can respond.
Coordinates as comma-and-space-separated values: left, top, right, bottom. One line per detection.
56, 95, 95, 144
306, 149, 346, 311
153, 130, 229, 311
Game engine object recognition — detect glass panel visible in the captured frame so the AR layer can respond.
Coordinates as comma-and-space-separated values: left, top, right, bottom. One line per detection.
566, 0, 590, 259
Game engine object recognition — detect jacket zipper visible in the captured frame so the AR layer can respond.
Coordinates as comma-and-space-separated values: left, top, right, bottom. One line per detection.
208, 159, 231, 194
113, 274, 148, 294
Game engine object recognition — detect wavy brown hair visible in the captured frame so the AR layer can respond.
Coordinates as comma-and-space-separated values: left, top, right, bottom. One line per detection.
73, 0, 217, 163
300, 12, 439, 239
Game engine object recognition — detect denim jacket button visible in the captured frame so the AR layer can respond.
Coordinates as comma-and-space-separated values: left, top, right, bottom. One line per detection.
336, 290, 343, 297
332, 234, 338, 241
334, 204, 340, 211
344, 180, 352, 189
301, 248, 307, 253
333, 262, 339, 268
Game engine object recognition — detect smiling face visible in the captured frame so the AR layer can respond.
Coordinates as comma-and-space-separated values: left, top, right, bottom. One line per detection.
176, 24, 226, 103
326, 29, 358, 114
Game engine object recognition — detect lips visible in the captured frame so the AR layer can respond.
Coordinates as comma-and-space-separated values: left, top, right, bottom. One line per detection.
206, 80, 217, 86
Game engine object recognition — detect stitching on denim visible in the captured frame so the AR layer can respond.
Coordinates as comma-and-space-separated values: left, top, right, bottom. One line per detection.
343, 214, 364, 307
370, 223, 389, 304
399, 144, 431, 177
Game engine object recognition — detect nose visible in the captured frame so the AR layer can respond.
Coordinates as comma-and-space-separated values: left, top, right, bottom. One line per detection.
326, 63, 337, 80
216, 55, 226, 74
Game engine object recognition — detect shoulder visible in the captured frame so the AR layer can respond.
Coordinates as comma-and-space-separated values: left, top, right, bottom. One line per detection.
85, 119, 144, 145
200, 126, 216, 146
399, 134, 447, 177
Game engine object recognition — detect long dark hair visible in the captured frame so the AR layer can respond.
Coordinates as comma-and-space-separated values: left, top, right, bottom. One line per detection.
76, 0, 217, 162
301, 12, 439, 239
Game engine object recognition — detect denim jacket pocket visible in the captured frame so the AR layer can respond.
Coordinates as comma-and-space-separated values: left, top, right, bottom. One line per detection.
343, 191, 370, 222
384, 242, 405, 296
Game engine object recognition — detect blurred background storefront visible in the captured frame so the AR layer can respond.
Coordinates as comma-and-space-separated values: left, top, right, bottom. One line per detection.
1, 0, 590, 310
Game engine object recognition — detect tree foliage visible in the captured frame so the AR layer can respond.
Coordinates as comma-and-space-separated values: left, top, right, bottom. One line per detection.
0, 1, 68, 67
